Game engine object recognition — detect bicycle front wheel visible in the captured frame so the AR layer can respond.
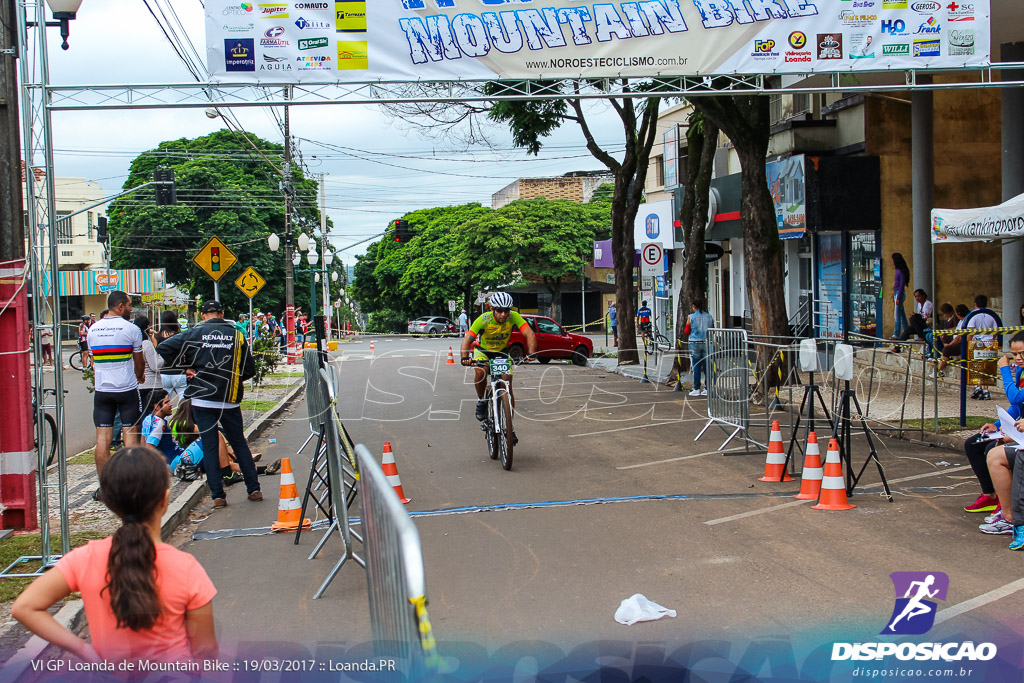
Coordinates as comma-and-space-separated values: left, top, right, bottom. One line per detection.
484, 388, 498, 460
42, 413, 57, 467
68, 351, 82, 371
497, 392, 514, 471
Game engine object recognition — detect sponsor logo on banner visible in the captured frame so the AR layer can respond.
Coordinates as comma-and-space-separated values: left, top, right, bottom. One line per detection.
260, 25, 289, 47
259, 57, 293, 71
817, 33, 843, 59
785, 51, 812, 61
337, 41, 368, 70
296, 54, 332, 70
849, 34, 875, 57
263, 54, 286, 62
914, 16, 941, 33
914, 38, 941, 55
298, 36, 330, 50
911, 0, 941, 12
882, 42, 910, 54
224, 38, 256, 71
294, 16, 331, 30
222, 22, 255, 33
881, 18, 906, 34
788, 31, 807, 49
853, 0, 876, 7
336, 1, 367, 33
222, 3, 253, 15
948, 28, 975, 54
830, 572, 998, 663
257, 4, 288, 19
751, 39, 779, 59
839, 9, 877, 26
946, 1, 975, 20
295, 2, 329, 8
882, 0, 907, 7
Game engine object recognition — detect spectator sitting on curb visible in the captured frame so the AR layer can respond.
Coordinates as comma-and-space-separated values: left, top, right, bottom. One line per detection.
891, 289, 933, 350
12, 446, 219, 665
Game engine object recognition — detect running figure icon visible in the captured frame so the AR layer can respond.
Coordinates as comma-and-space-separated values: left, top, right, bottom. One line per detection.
888, 575, 939, 632
882, 571, 949, 635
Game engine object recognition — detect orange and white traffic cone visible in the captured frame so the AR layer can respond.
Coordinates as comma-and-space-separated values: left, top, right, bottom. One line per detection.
369, 339, 375, 352
758, 420, 794, 482
812, 439, 856, 510
447, 347, 455, 365
382, 442, 410, 504
271, 458, 312, 532
794, 432, 823, 500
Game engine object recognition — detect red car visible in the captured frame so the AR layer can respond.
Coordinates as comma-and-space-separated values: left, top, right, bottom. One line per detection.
506, 314, 593, 366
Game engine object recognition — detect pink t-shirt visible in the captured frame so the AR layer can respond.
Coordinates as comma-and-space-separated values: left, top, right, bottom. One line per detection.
55, 537, 216, 663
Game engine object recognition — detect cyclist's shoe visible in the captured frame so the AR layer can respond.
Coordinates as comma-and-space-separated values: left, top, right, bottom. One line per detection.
222, 471, 244, 486
475, 400, 487, 421
1010, 525, 1024, 550
964, 493, 1000, 513
511, 431, 519, 446
91, 487, 102, 503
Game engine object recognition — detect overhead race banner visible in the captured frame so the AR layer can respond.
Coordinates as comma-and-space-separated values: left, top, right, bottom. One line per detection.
931, 192, 1024, 243
206, 0, 990, 83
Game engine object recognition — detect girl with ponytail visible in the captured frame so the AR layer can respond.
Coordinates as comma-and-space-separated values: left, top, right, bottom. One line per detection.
12, 446, 218, 664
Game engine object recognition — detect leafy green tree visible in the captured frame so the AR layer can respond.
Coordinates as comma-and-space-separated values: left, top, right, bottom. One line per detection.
107, 130, 323, 318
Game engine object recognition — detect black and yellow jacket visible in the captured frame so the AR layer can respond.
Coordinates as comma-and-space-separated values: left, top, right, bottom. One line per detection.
155, 318, 255, 405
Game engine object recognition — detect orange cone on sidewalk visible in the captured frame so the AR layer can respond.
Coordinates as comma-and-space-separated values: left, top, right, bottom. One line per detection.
794, 432, 824, 500
382, 442, 411, 504
447, 347, 455, 365
758, 420, 794, 482
271, 458, 312, 532
812, 439, 856, 510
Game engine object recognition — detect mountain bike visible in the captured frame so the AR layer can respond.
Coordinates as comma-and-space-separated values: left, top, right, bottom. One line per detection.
68, 349, 89, 371
32, 387, 60, 467
471, 356, 520, 471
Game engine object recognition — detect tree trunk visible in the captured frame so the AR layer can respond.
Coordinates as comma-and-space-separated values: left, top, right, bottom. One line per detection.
669, 115, 718, 385
691, 95, 789, 389
544, 275, 561, 321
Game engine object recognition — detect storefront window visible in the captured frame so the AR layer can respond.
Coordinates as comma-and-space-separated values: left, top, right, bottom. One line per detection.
850, 232, 880, 337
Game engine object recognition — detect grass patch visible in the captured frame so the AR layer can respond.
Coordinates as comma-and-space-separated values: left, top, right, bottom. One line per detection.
240, 399, 278, 413
900, 416, 990, 432
268, 372, 304, 378
66, 449, 95, 466
0, 531, 107, 602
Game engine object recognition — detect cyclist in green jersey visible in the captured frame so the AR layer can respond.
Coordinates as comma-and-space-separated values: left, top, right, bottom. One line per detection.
460, 291, 537, 422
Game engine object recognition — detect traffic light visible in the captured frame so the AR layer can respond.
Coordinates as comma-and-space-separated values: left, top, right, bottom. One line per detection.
394, 219, 410, 243
154, 168, 177, 206
96, 216, 108, 242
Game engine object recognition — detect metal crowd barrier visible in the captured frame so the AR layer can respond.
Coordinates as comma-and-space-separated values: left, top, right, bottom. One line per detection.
354, 444, 440, 677
696, 328, 754, 451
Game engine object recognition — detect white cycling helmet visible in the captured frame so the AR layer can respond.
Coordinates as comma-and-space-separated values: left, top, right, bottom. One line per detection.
490, 291, 514, 309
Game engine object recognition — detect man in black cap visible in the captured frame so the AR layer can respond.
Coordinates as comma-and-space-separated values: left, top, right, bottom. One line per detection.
156, 300, 261, 507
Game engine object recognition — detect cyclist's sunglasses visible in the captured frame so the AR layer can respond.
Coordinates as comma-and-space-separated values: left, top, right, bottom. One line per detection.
492, 307, 511, 313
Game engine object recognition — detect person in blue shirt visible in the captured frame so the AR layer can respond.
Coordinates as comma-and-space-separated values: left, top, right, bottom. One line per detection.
608, 302, 618, 346
140, 390, 184, 470
684, 298, 715, 397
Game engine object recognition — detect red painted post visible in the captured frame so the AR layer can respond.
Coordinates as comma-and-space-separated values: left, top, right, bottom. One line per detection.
286, 305, 296, 364
0, 260, 37, 530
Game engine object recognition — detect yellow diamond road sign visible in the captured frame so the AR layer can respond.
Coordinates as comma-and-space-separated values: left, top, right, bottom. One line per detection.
235, 266, 266, 299
192, 236, 237, 282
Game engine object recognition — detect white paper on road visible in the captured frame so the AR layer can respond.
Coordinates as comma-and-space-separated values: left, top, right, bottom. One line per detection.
997, 406, 1024, 446
614, 593, 677, 626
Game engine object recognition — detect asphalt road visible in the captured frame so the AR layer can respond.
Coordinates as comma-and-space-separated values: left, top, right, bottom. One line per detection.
181, 336, 1023, 674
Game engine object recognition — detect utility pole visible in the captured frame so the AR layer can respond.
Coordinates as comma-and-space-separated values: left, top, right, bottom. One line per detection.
283, 88, 296, 363
319, 173, 330, 340
0, 0, 37, 529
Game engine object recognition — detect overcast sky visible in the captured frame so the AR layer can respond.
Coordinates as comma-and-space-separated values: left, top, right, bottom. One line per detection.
41, 0, 626, 260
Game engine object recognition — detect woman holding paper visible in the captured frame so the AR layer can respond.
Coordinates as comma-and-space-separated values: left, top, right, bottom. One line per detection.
963, 333, 1024, 521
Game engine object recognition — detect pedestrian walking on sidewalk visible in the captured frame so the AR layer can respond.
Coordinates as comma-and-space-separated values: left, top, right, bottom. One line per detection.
156, 300, 262, 508
11, 446, 219, 665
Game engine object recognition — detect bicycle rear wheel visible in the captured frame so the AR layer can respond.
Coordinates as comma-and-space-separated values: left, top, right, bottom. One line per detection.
497, 392, 514, 471
41, 413, 57, 467
68, 351, 82, 371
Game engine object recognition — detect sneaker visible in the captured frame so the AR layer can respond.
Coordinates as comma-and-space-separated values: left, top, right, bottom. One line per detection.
928, 369, 944, 379
475, 400, 487, 421
964, 494, 1000, 513
247, 490, 264, 502
212, 498, 227, 509
222, 471, 244, 486
688, 389, 702, 397
984, 506, 1004, 524
700, 389, 708, 396
970, 386, 981, 400
980, 515, 1013, 535
981, 389, 991, 401
91, 488, 102, 502
266, 458, 282, 476
1010, 526, 1024, 550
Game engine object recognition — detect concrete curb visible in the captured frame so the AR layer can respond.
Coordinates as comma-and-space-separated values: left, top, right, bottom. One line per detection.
2, 380, 306, 669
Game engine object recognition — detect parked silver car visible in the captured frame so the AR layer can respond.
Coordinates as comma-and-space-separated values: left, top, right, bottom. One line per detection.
407, 316, 457, 337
